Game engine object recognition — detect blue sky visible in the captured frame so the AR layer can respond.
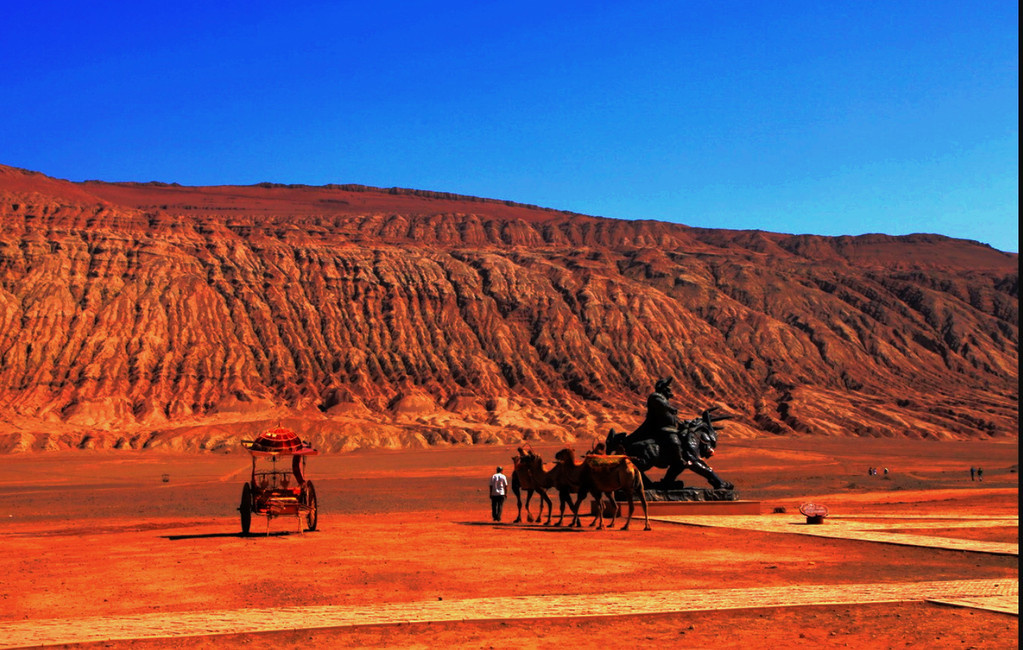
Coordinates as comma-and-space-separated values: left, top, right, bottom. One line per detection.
2, 1, 1018, 252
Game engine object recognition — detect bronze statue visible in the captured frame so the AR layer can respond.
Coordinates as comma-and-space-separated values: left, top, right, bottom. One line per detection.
606, 377, 733, 491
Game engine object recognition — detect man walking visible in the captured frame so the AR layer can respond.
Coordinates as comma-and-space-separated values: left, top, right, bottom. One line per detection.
490, 466, 509, 522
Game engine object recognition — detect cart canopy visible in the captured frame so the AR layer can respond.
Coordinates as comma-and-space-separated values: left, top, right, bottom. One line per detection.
242, 426, 318, 457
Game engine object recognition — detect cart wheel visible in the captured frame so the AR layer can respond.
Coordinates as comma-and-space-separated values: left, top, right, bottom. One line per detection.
301, 481, 318, 531
240, 482, 252, 535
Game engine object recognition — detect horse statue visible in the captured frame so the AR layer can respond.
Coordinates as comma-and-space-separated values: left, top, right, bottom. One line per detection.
606, 406, 734, 491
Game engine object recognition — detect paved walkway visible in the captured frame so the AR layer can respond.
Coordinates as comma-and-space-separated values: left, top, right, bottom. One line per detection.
0, 578, 1016, 648
652, 513, 1019, 556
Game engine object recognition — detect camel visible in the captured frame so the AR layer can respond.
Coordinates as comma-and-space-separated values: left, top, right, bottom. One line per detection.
511, 447, 553, 525
562, 449, 651, 531
547, 448, 591, 527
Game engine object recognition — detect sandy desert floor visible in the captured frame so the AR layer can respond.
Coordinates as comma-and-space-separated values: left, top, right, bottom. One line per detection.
0, 436, 1017, 649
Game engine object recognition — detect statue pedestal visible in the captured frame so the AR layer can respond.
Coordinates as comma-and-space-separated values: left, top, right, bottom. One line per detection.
645, 487, 739, 502
646, 487, 760, 515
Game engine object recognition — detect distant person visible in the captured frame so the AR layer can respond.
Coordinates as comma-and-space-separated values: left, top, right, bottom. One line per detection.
977, 467, 983, 481
489, 466, 509, 522
970, 467, 976, 481
883, 467, 889, 476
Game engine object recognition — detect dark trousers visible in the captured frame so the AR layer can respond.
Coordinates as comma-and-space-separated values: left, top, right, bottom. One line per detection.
491, 495, 505, 521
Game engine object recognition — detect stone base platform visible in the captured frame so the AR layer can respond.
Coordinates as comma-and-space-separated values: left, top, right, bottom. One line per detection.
591, 487, 760, 516
592, 499, 762, 516
646, 500, 762, 515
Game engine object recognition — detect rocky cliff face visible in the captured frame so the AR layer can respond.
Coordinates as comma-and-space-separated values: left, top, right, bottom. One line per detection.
0, 164, 1017, 452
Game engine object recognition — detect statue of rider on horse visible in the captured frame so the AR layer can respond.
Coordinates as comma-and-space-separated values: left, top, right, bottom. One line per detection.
605, 377, 734, 491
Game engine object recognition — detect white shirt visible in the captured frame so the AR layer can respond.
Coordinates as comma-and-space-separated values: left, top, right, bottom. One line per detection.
490, 472, 508, 496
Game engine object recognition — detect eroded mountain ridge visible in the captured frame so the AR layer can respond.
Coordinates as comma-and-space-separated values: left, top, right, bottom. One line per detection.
0, 164, 1017, 451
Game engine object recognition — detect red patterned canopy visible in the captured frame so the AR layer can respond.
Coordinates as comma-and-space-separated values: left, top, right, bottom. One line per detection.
242, 426, 318, 456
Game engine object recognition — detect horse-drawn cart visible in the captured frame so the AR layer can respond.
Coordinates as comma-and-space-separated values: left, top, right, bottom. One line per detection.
239, 427, 319, 535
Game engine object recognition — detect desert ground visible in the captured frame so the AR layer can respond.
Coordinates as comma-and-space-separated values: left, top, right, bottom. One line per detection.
0, 436, 1017, 649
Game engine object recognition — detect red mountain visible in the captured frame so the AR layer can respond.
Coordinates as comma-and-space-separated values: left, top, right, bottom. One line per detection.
0, 164, 1017, 452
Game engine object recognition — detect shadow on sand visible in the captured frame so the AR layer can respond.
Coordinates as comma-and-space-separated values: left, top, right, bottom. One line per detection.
163, 530, 316, 540
455, 521, 585, 532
